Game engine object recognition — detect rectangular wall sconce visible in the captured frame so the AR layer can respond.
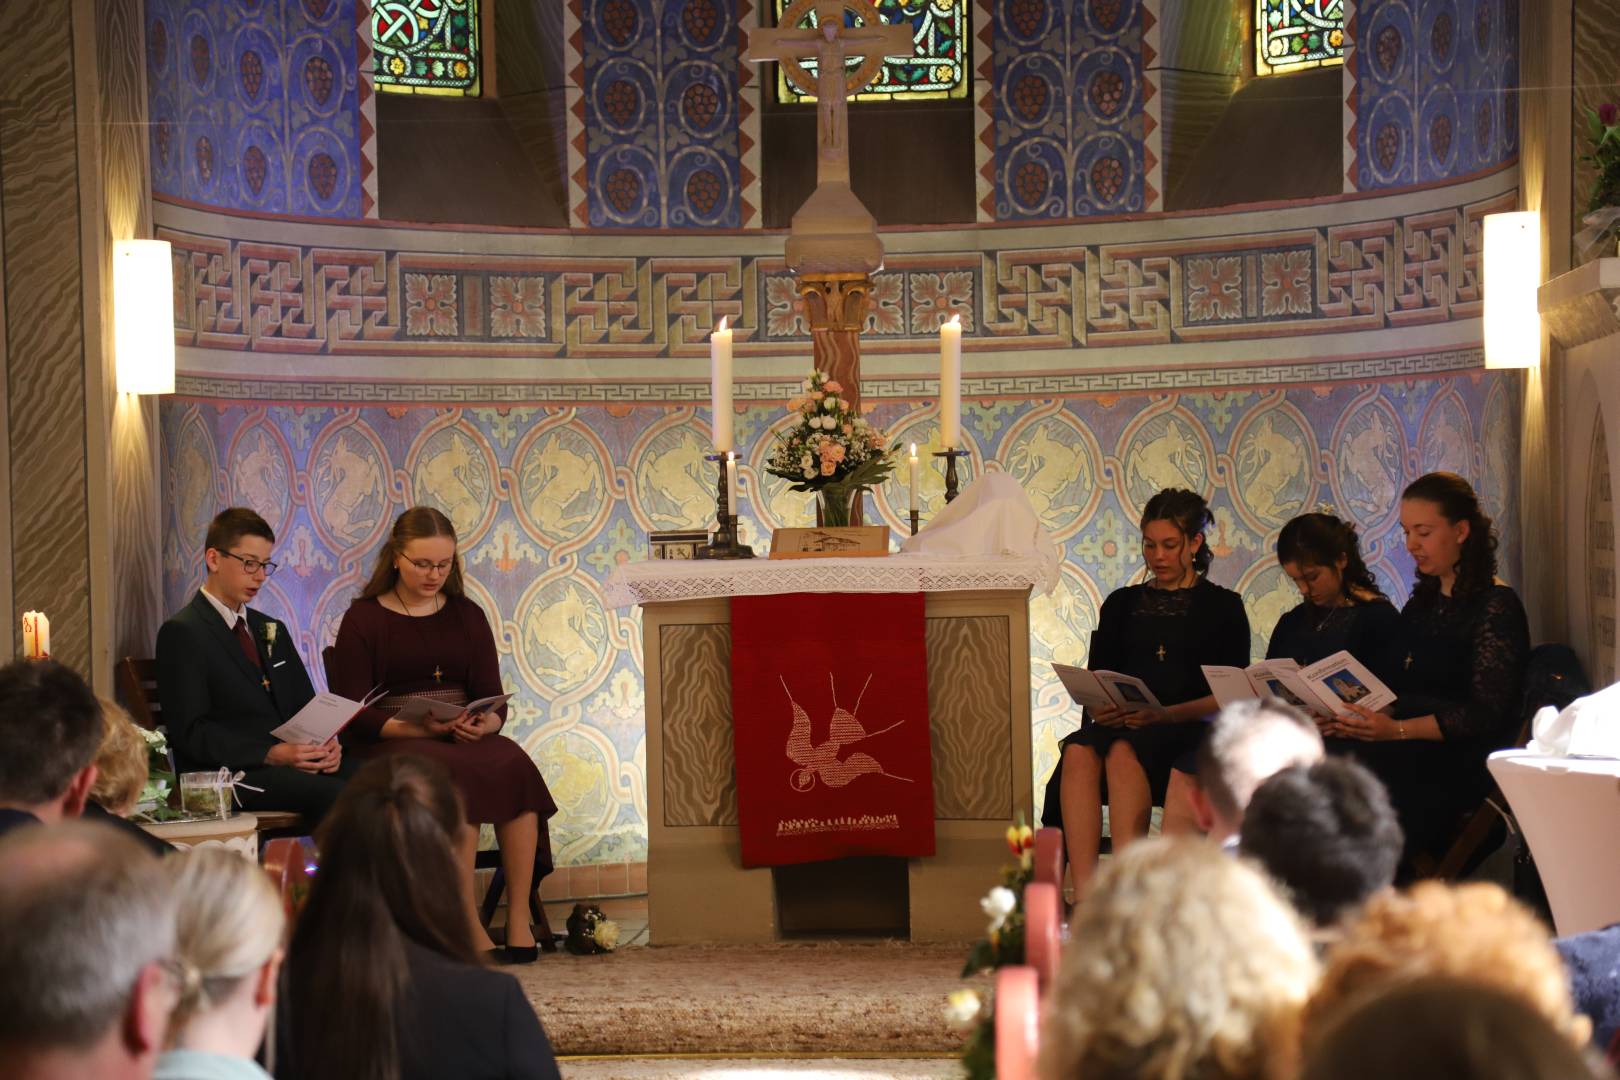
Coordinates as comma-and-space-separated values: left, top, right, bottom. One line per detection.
1483, 211, 1541, 370
113, 239, 176, 394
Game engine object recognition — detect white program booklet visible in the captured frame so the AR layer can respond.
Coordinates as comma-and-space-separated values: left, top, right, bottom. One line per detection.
1203, 651, 1395, 715
270, 685, 386, 744
391, 692, 514, 724
1052, 663, 1163, 712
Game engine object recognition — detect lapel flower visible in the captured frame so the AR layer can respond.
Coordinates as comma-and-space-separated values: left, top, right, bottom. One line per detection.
262, 621, 277, 656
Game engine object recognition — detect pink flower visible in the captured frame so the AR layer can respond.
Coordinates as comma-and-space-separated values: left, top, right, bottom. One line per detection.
809, 391, 825, 401
842, 423, 853, 434
824, 380, 843, 393
821, 461, 837, 476
787, 397, 805, 411
1603, 102, 1619, 126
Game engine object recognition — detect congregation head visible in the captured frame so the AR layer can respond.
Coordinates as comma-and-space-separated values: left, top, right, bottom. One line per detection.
0, 821, 177, 1079
1238, 757, 1403, 928
1302, 976, 1607, 1080
0, 659, 103, 822
1139, 487, 1214, 581
1193, 696, 1324, 843
1276, 512, 1385, 607
1305, 880, 1592, 1053
1399, 472, 1498, 596
203, 507, 278, 610
91, 697, 151, 817
1038, 837, 1315, 1080
359, 505, 466, 603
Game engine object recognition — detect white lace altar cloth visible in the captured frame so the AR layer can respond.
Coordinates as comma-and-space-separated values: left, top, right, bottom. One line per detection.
603, 554, 1047, 608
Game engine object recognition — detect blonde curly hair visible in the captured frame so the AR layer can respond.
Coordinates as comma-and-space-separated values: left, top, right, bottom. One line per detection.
90, 697, 149, 816
1304, 881, 1591, 1052
1037, 838, 1318, 1080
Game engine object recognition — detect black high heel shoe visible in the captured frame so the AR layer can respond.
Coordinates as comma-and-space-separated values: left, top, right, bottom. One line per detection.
484, 944, 539, 966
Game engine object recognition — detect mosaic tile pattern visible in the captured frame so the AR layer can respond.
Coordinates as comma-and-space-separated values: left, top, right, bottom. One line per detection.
145, 0, 370, 217
160, 370, 1520, 862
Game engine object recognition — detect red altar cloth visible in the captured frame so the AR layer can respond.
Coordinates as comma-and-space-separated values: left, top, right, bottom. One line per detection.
730, 592, 935, 868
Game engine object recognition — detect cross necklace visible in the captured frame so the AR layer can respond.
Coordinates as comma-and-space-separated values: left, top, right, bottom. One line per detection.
395, 586, 445, 682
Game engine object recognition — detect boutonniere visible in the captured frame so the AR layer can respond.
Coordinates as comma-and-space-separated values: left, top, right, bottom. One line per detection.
262, 621, 277, 657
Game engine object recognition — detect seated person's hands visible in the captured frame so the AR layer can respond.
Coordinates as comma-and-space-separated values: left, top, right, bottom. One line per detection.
1325, 701, 1397, 741
1091, 705, 1164, 728
415, 712, 460, 738
1090, 704, 1129, 727
266, 740, 343, 773
451, 708, 501, 744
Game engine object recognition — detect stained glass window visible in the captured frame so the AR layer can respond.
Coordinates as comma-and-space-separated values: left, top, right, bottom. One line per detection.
372, 0, 483, 96
1256, 0, 1345, 76
772, 0, 970, 104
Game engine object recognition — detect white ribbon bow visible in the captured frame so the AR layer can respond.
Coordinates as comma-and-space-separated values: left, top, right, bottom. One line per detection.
212, 767, 265, 815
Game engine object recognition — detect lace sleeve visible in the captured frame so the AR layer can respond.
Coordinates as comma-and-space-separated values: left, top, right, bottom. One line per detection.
1433, 588, 1531, 741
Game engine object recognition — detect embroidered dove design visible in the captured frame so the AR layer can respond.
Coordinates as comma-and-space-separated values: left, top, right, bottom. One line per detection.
781, 674, 913, 792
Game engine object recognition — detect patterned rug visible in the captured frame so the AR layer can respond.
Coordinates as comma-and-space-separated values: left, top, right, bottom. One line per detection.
513, 942, 970, 1057
559, 1057, 963, 1080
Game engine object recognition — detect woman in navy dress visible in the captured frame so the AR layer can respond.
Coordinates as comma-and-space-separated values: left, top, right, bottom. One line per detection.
1041, 488, 1249, 892
1334, 472, 1530, 860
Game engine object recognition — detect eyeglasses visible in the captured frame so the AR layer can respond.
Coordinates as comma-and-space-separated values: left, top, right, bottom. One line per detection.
219, 550, 278, 576
403, 558, 455, 574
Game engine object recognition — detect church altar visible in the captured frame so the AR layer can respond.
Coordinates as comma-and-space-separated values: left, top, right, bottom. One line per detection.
608, 555, 1038, 944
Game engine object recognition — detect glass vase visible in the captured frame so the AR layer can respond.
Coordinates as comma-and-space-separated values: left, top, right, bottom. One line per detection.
817, 487, 859, 527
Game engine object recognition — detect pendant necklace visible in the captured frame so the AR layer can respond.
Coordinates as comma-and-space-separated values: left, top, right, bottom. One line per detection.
395, 586, 445, 682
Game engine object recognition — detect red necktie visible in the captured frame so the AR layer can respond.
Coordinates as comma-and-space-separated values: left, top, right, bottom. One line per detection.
233, 617, 262, 671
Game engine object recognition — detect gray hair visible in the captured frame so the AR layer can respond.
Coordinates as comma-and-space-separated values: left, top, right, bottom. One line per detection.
0, 821, 177, 1049
1196, 697, 1325, 824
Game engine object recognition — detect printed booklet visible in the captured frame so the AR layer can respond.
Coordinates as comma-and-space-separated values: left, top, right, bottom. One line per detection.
1202, 651, 1395, 715
1052, 663, 1164, 714
269, 685, 386, 745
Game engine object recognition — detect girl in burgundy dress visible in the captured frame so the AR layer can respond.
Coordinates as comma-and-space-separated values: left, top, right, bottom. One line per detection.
329, 506, 558, 963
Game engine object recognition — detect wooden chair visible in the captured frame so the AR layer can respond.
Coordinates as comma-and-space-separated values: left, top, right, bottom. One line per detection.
117, 657, 306, 843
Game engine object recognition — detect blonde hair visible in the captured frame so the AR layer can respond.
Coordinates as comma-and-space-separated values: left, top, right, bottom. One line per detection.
167, 848, 286, 1035
1038, 839, 1317, 1080
90, 697, 148, 815
1305, 881, 1590, 1052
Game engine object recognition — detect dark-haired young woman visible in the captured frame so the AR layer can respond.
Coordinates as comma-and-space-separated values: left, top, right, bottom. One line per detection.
1040, 488, 1250, 891
278, 755, 561, 1080
1161, 511, 1402, 834
329, 506, 558, 963
1333, 472, 1530, 859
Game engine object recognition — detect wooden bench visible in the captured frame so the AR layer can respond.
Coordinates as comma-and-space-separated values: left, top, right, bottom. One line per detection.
117, 657, 307, 843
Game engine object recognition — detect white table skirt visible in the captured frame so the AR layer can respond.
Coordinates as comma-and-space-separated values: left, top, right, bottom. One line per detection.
603, 553, 1048, 608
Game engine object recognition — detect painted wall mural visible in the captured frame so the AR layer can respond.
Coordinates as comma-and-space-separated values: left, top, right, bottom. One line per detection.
991, 0, 1160, 219
160, 369, 1519, 863
1346, 0, 1519, 190
146, 0, 373, 217
565, 0, 750, 228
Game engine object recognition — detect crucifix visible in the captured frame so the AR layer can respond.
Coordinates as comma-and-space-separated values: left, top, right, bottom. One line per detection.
745, 0, 914, 413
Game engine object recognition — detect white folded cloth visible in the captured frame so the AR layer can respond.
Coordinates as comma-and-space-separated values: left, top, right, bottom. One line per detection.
1527, 680, 1620, 757
899, 472, 1061, 595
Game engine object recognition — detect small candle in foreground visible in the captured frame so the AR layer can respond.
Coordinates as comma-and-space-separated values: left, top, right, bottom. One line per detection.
939, 314, 962, 448
909, 443, 919, 512
710, 316, 734, 453
21, 611, 49, 659
725, 451, 738, 514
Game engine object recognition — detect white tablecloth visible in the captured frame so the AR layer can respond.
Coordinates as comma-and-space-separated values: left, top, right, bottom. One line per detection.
603, 553, 1048, 608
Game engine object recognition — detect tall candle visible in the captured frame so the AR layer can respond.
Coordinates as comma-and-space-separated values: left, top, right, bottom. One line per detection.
909, 443, 920, 512
939, 314, 962, 448
21, 611, 48, 659
711, 316, 734, 453
725, 451, 738, 514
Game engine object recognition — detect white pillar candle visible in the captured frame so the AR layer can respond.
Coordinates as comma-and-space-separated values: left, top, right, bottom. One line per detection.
939, 315, 961, 448
909, 443, 920, 512
710, 316, 734, 453
726, 451, 738, 514
21, 611, 48, 659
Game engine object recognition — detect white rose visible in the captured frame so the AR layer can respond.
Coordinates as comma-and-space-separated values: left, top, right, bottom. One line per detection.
803, 467, 816, 478
980, 885, 1017, 932
944, 989, 982, 1028
593, 919, 620, 951
802, 378, 813, 392
801, 453, 813, 469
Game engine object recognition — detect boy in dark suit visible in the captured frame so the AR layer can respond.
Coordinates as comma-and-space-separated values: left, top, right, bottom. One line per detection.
157, 507, 353, 824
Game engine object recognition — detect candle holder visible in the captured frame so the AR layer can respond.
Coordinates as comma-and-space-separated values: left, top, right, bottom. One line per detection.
696, 453, 755, 560
933, 448, 968, 504
909, 509, 920, 536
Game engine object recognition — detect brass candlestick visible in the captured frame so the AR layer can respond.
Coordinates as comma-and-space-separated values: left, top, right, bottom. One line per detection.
933, 448, 968, 504
909, 509, 920, 536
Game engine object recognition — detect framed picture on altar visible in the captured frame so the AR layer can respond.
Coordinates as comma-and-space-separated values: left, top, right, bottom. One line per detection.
649, 530, 710, 561
768, 526, 890, 559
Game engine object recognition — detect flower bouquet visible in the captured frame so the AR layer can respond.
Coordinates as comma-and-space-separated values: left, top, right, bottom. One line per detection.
133, 726, 186, 823
764, 371, 895, 527
951, 817, 1039, 1080
564, 902, 621, 954
1578, 101, 1620, 258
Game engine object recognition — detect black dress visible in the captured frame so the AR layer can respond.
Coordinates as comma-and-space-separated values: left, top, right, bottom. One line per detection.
1041, 578, 1250, 824
1265, 597, 1403, 679
1379, 583, 1530, 856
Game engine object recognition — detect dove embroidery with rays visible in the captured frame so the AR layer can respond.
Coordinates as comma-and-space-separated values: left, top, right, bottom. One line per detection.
781, 674, 914, 792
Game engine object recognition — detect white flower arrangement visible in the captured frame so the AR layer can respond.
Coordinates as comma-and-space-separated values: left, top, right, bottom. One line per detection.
764, 371, 895, 526
980, 885, 1017, 934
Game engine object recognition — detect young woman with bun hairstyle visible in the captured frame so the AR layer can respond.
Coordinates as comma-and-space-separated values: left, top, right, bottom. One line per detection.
1040, 488, 1249, 891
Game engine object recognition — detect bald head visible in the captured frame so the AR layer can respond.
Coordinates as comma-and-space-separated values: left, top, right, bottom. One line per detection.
0, 821, 176, 1066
